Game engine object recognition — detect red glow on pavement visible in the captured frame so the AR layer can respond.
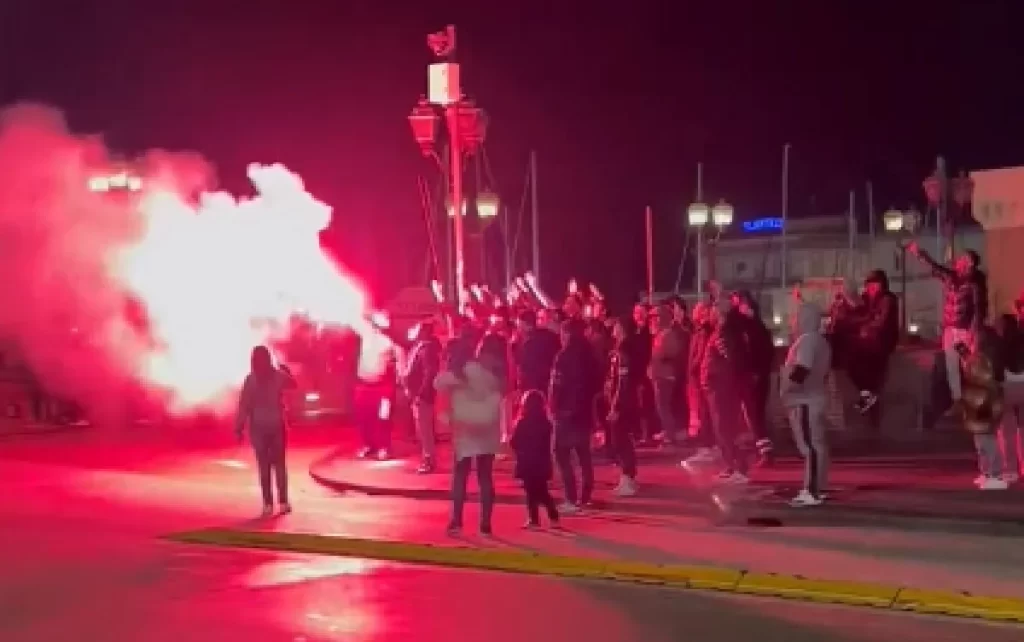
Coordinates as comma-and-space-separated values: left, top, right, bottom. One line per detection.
0, 104, 389, 419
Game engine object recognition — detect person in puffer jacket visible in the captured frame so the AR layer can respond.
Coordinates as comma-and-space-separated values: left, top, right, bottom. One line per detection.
700, 298, 751, 483
235, 346, 297, 517
908, 241, 988, 408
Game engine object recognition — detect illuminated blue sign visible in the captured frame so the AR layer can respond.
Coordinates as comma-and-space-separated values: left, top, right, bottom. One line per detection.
742, 217, 783, 233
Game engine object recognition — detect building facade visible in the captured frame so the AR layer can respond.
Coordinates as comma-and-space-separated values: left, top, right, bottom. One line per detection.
699, 214, 985, 339
972, 165, 1024, 315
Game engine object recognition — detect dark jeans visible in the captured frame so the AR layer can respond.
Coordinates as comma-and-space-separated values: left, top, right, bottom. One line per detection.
637, 376, 660, 440
653, 377, 679, 443
554, 433, 594, 505
251, 429, 288, 506
744, 375, 772, 444
450, 454, 496, 530
846, 346, 891, 431
706, 385, 748, 475
846, 347, 890, 395
691, 385, 714, 448
594, 394, 611, 452
523, 478, 559, 524
610, 414, 637, 478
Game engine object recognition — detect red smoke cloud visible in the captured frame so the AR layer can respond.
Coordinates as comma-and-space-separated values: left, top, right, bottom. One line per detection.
0, 103, 386, 420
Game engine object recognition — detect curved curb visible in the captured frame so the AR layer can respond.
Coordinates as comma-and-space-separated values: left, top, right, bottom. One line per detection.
307, 448, 714, 517
166, 528, 1024, 624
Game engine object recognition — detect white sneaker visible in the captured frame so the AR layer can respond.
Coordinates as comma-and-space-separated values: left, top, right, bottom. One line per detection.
724, 471, 750, 485
682, 447, 718, 467
557, 502, 581, 515
613, 476, 638, 497
1002, 472, 1020, 484
979, 476, 1009, 490
974, 474, 987, 487
789, 490, 824, 507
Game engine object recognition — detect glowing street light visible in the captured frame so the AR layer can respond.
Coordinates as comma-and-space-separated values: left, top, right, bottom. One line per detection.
711, 199, 734, 226
476, 191, 500, 219
687, 202, 709, 226
687, 198, 733, 288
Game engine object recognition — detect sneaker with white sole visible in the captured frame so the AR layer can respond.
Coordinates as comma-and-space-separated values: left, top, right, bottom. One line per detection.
1003, 472, 1020, 484
715, 471, 750, 485
789, 490, 824, 507
683, 448, 719, 467
557, 502, 581, 515
979, 476, 1009, 490
613, 476, 638, 497
974, 474, 987, 487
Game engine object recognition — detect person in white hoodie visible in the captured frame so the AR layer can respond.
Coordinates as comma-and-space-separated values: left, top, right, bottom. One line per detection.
779, 302, 832, 507
435, 357, 503, 535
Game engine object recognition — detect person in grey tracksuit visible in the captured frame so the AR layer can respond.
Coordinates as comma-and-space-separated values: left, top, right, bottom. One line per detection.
780, 302, 832, 507
235, 345, 297, 516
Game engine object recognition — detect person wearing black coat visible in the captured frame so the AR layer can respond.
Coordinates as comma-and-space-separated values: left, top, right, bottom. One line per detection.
731, 291, 776, 464
846, 270, 900, 420
515, 309, 562, 395
605, 315, 645, 496
549, 318, 602, 510
403, 320, 442, 473
510, 390, 560, 528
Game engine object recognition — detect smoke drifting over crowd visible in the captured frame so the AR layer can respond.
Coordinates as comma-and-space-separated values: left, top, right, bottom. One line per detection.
0, 103, 385, 419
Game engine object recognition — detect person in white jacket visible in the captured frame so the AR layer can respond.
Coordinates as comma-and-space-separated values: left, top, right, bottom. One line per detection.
435, 358, 502, 535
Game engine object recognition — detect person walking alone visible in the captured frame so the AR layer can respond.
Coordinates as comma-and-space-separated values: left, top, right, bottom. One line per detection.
235, 346, 297, 517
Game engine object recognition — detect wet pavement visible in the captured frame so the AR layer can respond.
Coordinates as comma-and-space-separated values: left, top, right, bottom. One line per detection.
2, 428, 1023, 641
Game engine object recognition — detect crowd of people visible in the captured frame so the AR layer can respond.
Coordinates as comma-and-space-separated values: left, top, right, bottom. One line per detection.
387, 272, 820, 531
233, 244, 1024, 522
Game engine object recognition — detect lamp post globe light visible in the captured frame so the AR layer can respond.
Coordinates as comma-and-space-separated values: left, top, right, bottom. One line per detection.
687, 202, 709, 226
475, 190, 500, 219
687, 198, 733, 293
711, 199, 734, 227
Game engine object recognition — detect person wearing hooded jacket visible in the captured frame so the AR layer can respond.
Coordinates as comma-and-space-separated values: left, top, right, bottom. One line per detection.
235, 346, 297, 517
780, 302, 832, 506
846, 270, 900, 417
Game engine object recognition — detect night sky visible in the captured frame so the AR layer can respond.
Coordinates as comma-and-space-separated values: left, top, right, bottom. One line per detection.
2, 1, 1022, 307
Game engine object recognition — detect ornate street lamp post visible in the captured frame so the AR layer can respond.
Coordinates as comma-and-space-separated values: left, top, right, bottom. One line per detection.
407, 25, 492, 312
883, 206, 922, 334
687, 198, 733, 291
